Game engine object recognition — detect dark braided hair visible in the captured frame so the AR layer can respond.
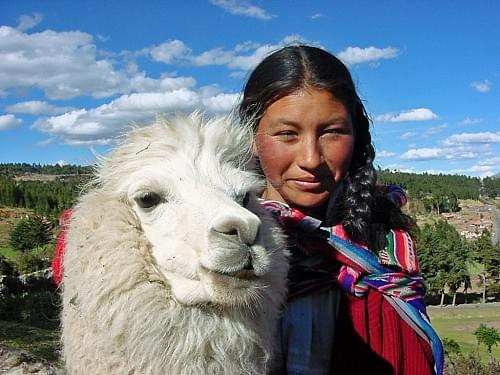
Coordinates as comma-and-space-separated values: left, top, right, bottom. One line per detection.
239, 45, 413, 250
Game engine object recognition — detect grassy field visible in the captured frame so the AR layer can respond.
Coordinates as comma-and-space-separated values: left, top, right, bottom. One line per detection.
0, 320, 61, 365
428, 304, 500, 361
0, 221, 13, 248
0, 246, 17, 260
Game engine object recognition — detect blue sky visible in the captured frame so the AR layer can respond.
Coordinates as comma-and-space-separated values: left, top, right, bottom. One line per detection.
1, 1, 499, 177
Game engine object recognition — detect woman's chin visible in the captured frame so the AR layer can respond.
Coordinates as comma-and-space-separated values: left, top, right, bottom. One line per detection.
281, 191, 330, 211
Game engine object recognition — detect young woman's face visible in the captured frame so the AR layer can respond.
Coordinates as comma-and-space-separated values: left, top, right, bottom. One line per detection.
254, 88, 354, 210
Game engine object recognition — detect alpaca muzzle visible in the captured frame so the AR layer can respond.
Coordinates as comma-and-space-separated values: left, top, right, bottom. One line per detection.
209, 208, 261, 245
201, 208, 265, 279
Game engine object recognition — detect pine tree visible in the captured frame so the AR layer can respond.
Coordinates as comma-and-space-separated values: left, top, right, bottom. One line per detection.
9, 216, 53, 252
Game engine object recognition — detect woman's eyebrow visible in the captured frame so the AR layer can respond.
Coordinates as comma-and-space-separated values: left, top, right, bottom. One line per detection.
271, 116, 351, 128
272, 119, 301, 127
319, 117, 351, 127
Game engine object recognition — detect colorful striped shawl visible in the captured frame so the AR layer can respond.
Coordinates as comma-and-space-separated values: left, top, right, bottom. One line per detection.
261, 199, 444, 375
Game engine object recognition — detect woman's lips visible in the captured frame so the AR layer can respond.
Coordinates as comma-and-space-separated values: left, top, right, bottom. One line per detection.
289, 178, 324, 190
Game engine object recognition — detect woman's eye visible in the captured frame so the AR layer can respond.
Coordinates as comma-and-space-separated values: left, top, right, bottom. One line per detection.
135, 192, 162, 209
275, 130, 297, 139
322, 128, 351, 138
323, 128, 341, 135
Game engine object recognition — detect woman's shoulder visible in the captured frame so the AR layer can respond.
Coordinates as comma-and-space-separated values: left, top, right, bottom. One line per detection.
331, 223, 420, 274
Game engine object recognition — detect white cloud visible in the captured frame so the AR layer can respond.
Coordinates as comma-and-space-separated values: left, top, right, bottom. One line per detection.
128, 73, 197, 93
469, 165, 494, 173
458, 117, 482, 126
400, 132, 417, 140
424, 123, 448, 136
0, 114, 22, 130
375, 108, 438, 123
201, 92, 240, 113
150, 40, 192, 64
0, 25, 197, 100
376, 150, 396, 158
474, 157, 500, 167
209, 0, 274, 20
96, 34, 110, 42
33, 88, 239, 144
400, 148, 443, 160
0, 25, 130, 99
6, 100, 75, 115
36, 138, 55, 147
399, 146, 481, 161
470, 159, 499, 176
443, 132, 500, 145
149, 35, 310, 72
467, 164, 497, 177
310, 13, 325, 19
337, 46, 398, 65
470, 80, 491, 93
17, 13, 43, 32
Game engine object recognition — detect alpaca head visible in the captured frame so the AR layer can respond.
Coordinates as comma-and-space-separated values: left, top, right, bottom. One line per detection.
95, 113, 287, 307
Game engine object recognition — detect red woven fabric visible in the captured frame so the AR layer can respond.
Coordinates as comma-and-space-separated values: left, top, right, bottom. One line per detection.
51, 208, 72, 286
332, 291, 434, 375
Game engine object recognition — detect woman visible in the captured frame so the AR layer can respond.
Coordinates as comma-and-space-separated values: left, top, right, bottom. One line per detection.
238, 45, 443, 375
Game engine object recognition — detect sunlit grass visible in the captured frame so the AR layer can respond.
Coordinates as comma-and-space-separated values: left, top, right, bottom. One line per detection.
0, 246, 17, 260
428, 305, 500, 361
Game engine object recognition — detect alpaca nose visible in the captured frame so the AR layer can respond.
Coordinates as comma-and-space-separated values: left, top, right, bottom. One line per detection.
210, 209, 261, 245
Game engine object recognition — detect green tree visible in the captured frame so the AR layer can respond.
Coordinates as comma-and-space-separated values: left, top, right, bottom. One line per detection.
474, 324, 500, 359
472, 230, 500, 280
9, 216, 53, 252
482, 176, 500, 198
416, 220, 469, 305
471, 230, 500, 301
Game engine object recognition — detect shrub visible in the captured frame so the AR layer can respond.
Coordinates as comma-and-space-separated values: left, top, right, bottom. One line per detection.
15, 251, 50, 274
446, 352, 500, 375
9, 216, 52, 252
474, 324, 500, 357
443, 337, 461, 356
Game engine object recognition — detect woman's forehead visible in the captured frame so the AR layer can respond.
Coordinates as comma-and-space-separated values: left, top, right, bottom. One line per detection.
260, 89, 351, 125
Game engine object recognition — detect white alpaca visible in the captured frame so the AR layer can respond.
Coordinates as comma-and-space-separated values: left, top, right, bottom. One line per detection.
61, 114, 288, 375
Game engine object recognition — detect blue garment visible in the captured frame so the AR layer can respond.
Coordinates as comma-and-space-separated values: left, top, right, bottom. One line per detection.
269, 287, 340, 375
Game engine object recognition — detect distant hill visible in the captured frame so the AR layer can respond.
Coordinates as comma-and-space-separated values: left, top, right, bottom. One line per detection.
0, 163, 93, 178
377, 169, 482, 200
0, 163, 93, 218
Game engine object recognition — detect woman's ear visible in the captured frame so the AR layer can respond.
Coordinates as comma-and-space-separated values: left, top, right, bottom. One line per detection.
252, 140, 259, 157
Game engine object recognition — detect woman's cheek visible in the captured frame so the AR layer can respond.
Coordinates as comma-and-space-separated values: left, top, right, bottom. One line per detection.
255, 136, 293, 182
323, 137, 354, 181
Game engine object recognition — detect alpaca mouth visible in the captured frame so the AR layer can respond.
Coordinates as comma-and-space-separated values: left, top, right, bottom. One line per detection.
202, 258, 257, 280
210, 266, 257, 280
201, 251, 258, 280
226, 269, 256, 279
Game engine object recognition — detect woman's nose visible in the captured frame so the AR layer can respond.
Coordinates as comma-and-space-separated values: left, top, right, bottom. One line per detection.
297, 137, 322, 170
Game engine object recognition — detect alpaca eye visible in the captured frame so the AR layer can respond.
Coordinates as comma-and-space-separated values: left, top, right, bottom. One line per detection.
135, 192, 162, 209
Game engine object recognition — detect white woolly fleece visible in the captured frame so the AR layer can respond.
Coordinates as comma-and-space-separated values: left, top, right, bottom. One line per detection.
61, 113, 289, 375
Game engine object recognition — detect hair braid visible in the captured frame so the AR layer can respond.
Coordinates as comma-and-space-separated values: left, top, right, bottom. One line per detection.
341, 142, 377, 246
